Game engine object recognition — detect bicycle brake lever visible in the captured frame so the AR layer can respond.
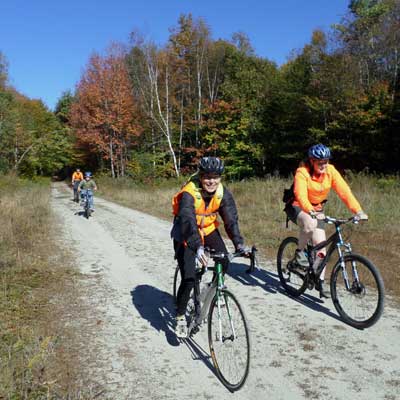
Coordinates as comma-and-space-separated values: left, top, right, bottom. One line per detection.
246, 246, 259, 274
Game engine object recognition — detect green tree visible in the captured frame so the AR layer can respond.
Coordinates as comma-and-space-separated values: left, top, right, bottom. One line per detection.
54, 90, 75, 124
13, 98, 73, 176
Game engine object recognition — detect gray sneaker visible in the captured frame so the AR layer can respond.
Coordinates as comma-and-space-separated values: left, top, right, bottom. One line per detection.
294, 249, 309, 269
175, 315, 188, 338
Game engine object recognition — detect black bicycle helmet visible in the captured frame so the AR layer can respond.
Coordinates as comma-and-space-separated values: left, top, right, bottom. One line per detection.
308, 144, 332, 160
198, 157, 225, 175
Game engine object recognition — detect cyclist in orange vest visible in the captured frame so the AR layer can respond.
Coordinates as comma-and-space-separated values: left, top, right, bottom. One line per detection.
171, 156, 247, 338
285, 144, 368, 298
71, 168, 84, 202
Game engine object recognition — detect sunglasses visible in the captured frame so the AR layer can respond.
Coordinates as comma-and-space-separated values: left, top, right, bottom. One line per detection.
313, 159, 329, 165
202, 174, 221, 180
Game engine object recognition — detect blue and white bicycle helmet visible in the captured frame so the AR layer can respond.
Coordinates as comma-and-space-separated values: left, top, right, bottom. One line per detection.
308, 144, 332, 160
84, 171, 92, 178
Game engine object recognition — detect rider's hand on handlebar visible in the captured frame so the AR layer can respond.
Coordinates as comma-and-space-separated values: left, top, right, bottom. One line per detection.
196, 246, 208, 266
309, 210, 325, 220
354, 210, 368, 221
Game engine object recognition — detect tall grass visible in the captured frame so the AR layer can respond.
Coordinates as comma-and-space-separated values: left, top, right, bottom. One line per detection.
98, 173, 400, 297
0, 176, 84, 398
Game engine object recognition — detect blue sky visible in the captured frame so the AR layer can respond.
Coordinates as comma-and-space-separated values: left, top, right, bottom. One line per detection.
1, 0, 350, 110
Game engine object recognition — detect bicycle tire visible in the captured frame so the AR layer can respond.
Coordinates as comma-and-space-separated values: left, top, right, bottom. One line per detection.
208, 290, 250, 391
85, 205, 91, 219
331, 253, 385, 329
172, 265, 180, 304
277, 237, 308, 297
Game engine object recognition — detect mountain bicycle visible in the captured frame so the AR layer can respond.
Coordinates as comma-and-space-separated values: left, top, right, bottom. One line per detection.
80, 189, 93, 219
277, 215, 384, 329
173, 246, 257, 391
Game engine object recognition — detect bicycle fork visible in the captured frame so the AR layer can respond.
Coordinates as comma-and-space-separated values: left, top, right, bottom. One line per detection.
336, 240, 358, 291
215, 263, 236, 343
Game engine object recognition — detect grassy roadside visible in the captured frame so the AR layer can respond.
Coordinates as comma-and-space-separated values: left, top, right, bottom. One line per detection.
0, 175, 95, 399
97, 173, 400, 297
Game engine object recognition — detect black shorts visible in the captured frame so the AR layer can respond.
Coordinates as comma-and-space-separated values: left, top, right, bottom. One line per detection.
284, 204, 325, 229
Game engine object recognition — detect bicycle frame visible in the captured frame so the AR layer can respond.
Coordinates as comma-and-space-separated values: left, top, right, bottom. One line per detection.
81, 189, 93, 205
306, 217, 356, 290
190, 260, 224, 332
189, 249, 250, 337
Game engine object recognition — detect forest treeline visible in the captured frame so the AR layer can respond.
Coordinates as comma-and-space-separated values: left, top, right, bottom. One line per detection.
1, 0, 399, 179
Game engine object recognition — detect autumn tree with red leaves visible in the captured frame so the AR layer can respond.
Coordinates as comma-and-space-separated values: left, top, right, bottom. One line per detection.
70, 44, 141, 177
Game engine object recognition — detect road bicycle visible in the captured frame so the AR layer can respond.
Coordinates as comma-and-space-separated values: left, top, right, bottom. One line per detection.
80, 189, 93, 219
172, 245, 258, 303
277, 215, 384, 329
172, 246, 257, 391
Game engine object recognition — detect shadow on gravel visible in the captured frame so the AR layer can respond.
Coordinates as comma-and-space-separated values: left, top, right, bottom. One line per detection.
181, 338, 225, 386
130, 284, 179, 347
227, 261, 281, 294
74, 210, 88, 218
228, 262, 344, 324
281, 290, 344, 323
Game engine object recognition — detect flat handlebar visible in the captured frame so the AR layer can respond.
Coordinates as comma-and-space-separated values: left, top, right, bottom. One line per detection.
324, 215, 366, 225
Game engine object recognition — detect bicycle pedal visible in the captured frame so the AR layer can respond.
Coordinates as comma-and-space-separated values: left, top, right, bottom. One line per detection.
190, 326, 199, 336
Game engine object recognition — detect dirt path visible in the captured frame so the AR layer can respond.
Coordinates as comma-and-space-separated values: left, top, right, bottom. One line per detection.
51, 182, 400, 400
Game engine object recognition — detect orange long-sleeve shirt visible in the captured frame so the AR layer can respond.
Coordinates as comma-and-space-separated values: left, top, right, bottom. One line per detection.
293, 164, 362, 214
72, 171, 83, 181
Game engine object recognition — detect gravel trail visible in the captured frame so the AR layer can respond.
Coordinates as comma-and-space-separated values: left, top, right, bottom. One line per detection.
51, 182, 400, 400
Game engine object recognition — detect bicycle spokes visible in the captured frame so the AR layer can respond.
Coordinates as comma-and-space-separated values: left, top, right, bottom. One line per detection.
208, 290, 250, 391
277, 237, 308, 297
331, 254, 384, 329
215, 293, 237, 342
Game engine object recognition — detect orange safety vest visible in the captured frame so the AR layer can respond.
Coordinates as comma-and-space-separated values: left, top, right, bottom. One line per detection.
72, 171, 83, 181
293, 164, 361, 214
172, 181, 224, 241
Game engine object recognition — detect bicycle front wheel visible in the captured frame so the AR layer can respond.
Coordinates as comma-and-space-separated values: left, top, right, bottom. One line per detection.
208, 290, 250, 392
331, 253, 384, 329
277, 237, 308, 297
172, 265, 180, 304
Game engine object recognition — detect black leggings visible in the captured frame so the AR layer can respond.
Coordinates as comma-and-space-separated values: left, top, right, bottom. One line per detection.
174, 229, 228, 316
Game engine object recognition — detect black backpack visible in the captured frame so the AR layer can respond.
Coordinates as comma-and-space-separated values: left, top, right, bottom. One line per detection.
282, 183, 295, 206
282, 183, 295, 227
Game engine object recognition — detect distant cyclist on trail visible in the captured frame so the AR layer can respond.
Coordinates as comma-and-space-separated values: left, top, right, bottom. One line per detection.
78, 172, 97, 211
284, 144, 368, 299
171, 156, 248, 338
71, 168, 84, 202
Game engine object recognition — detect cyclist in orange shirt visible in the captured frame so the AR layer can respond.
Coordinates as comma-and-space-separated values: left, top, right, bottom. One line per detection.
71, 168, 84, 202
285, 144, 368, 298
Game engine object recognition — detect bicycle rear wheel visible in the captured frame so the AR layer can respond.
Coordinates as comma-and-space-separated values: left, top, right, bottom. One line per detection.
331, 253, 384, 329
277, 237, 308, 297
208, 290, 250, 391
